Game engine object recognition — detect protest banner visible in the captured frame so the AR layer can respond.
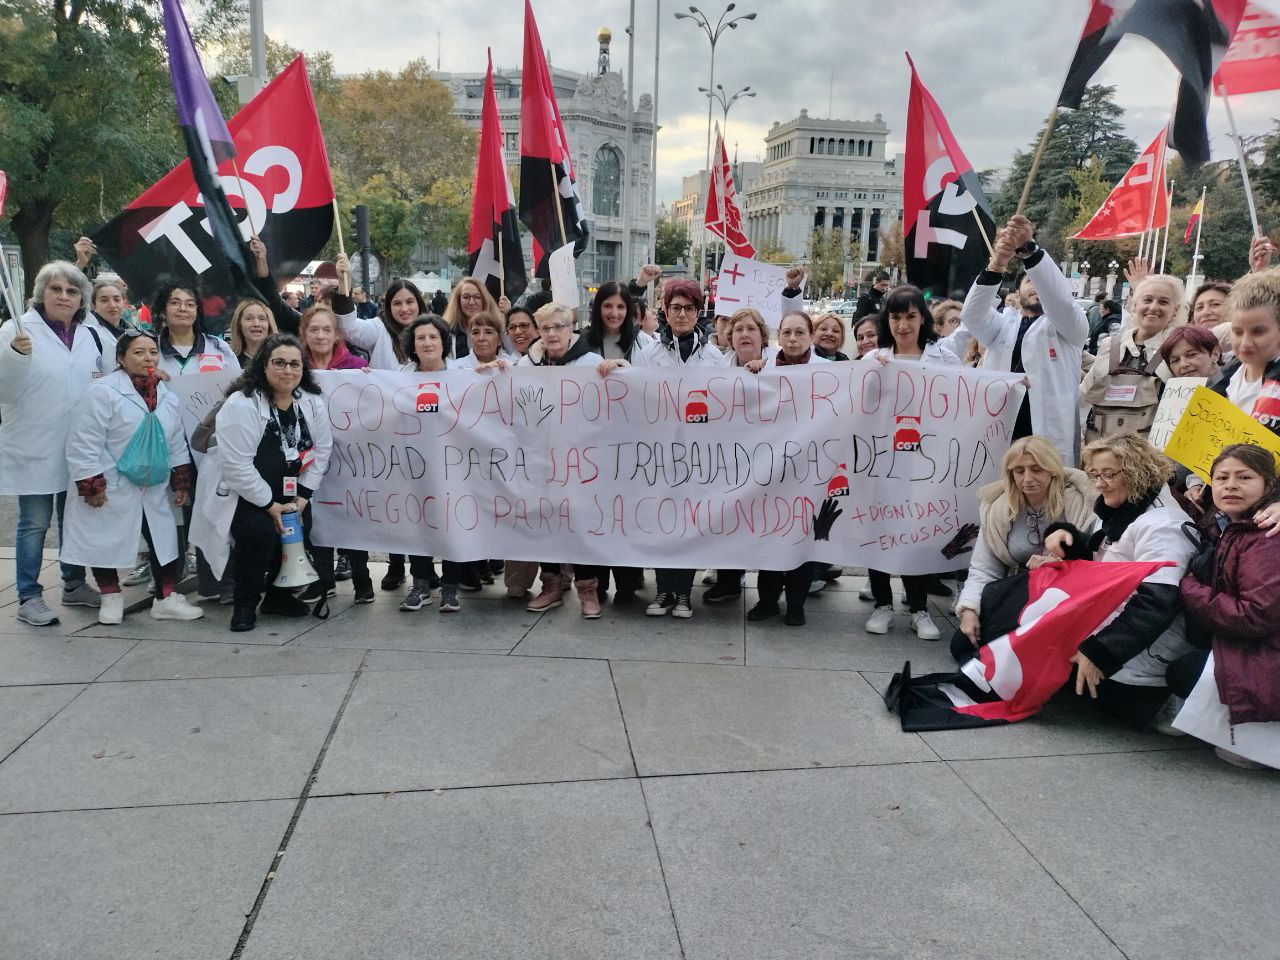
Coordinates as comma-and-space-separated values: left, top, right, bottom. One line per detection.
713, 253, 789, 327
1163, 385, 1280, 480
171, 362, 1025, 574
172, 368, 238, 441
1148, 376, 1207, 450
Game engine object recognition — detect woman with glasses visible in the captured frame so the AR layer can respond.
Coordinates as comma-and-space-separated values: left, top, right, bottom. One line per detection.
1, 261, 112, 626
192, 333, 332, 632
499, 305, 543, 599
151, 282, 239, 379
518, 303, 610, 618
952, 436, 1095, 662
62, 330, 202, 625
442, 278, 508, 361
632, 279, 727, 369
1038, 432, 1197, 729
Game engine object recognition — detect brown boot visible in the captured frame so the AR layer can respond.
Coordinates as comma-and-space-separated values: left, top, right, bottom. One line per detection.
527, 573, 564, 612
575, 578, 601, 619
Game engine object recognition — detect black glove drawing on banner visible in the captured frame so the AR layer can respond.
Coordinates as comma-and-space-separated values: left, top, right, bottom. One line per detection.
515, 386, 555, 427
940, 523, 979, 560
813, 498, 842, 542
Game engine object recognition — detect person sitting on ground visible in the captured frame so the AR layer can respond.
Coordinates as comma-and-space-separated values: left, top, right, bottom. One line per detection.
1080, 273, 1184, 443
953, 436, 1095, 662
62, 330, 201, 626
1170, 443, 1280, 770
1039, 432, 1196, 729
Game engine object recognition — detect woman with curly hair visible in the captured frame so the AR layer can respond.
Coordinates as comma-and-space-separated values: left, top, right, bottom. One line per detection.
1040, 432, 1196, 728
441, 277, 508, 361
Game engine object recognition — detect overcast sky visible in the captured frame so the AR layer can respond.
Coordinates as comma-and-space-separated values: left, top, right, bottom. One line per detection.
263, 0, 1278, 207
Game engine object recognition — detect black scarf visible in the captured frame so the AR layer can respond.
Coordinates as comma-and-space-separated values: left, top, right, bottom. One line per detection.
660, 324, 707, 363
1090, 485, 1161, 551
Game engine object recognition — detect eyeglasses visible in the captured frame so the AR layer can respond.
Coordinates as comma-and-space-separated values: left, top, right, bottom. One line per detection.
507, 322, 534, 333
537, 323, 571, 334
666, 303, 697, 315
269, 359, 304, 371
460, 294, 484, 303
1086, 469, 1122, 483
46, 284, 81, 297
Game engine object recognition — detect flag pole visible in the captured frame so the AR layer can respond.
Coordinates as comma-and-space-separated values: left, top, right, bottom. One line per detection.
332, 198, 346, 257
497, 231, 506, 301
1191, 185, 1206, 274
1015, 105, 1059, 216
0, 253, 21, 332
549, 164, 568, 249
1222, 91, 1262, 237
971, 208, 994, 257
1159, 179, 1174, 273
231, 159, 259, 238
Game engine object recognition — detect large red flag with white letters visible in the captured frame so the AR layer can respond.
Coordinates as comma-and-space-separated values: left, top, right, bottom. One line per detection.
1072, 128, 1170, 240
886, 560, 1171, 731
92, 56, 335, 310
903, 53, 995, 299
704, 126, 755, 258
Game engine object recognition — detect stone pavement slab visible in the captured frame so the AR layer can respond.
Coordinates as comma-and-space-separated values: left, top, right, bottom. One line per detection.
953, 750, 1280, 960
746, 607, 956, 673
292, 594, 535, 653
0, 633, 136, 685
0, 683, 85, 758
239, 781, 682, 960
99, 638, 365, 681
512, 613, 746, 665
0, 800, 293, 960
612, 660, 934, 775
73, 600, 334, 645
643, 763, 1126, 960
0, 673, 352, 812
314, 653, 633, 795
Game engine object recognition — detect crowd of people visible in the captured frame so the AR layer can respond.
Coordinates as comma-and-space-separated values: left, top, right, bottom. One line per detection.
2, 213, 1279, 768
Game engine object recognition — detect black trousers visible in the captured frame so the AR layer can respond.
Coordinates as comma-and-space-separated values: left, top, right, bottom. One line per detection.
656, 568, 695, 596
869, 570, 929, 612
1167, 649, 1211, 700
756, 565, 811, 610
230, 499, 293, 609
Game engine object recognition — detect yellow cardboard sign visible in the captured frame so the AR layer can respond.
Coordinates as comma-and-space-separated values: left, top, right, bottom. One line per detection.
1164, 386, 1280, 481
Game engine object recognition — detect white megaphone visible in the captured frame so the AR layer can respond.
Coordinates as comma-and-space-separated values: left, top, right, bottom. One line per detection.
274, 509, 319, 588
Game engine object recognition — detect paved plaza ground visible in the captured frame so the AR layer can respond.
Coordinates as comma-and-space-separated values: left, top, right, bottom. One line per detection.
0, 531, 1276, 958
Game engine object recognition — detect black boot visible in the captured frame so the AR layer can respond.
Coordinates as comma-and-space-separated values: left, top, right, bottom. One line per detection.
230, 605, 257, 632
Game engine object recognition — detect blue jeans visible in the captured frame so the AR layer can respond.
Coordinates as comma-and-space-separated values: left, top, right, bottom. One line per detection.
16, 493, 86, 601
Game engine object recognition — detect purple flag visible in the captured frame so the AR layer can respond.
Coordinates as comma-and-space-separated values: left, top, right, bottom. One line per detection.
161, 0, 236, 166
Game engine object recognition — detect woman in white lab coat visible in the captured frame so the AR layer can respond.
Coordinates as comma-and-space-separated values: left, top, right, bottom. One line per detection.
61, 331, 202, 625
151, 281, 239, 379
0, 260, 111, 627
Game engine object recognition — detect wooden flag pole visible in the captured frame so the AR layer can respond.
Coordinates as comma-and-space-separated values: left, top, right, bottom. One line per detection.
1015, 105, 1060, 217
971, 207, 994, 257
332, 198, 346, 257
230, 159, 259, 239
549, 163, 568, 249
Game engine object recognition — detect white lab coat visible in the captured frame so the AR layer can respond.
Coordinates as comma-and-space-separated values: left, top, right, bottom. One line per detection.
0, 309, 112, 495
959, 256, 1088, 463
632, 332, 729, 368
867, 341, 963, 366
60, 371, 190, 568
335, 309, 401, 370
156, 331, 239, 380
188, 390, 333, 580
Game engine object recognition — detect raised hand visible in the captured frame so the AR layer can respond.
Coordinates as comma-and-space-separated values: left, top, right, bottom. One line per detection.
1124, 257, 1149, 288
73, 236, 96, 269
515, 386, 554, 427
1249, 234, 1277, 273
785, 266, 805, 290
636, 264, 662, 287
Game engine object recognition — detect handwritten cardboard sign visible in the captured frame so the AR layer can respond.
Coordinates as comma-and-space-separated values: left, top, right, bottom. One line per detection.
713, 253, 789, 326
548, 242, 581, 309
1148, 376, 1207, 451
1163, 385, 1280, 480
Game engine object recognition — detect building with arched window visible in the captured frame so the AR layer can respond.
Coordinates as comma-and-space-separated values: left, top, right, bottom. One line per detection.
744, 109, 903, 271
438, 29, 654, 295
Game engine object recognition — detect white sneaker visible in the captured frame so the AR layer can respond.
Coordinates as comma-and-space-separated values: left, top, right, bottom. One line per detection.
98, 593, 125, 625
911, 610, 941, 640
859, 586, 875, 602
151, 593, 204, 621
865, 606, 893, 634
1215, 746, 1269, 770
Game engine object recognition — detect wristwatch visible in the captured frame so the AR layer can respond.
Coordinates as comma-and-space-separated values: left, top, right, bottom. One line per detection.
1016, 239, 1039, 257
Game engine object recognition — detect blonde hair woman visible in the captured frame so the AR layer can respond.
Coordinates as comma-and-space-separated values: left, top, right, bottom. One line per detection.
228, 297, 278, 367
442, 277, 506, 360
954, 436, 1095, 657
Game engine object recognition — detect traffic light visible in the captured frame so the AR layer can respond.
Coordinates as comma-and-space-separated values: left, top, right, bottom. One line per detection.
349, 204, 369, 251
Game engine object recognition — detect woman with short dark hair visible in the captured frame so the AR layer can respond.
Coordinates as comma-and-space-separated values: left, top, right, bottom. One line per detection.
151, 281, 238, 378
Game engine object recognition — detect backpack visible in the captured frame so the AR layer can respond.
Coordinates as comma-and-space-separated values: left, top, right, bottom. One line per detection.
1082, 335, 1164, 442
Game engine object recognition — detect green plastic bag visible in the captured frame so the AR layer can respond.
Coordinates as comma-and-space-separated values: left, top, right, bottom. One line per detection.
115, 411, 170, 487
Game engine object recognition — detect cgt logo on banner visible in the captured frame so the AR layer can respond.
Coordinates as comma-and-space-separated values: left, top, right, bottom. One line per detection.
171, 362, 1027, 573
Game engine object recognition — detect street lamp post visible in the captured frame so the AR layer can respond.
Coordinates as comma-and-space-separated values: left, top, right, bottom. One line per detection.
675, 3, 756, 284
699, 84, 755, 146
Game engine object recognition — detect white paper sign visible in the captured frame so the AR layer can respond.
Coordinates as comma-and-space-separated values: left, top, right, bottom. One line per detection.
714, 253, 789, 326
548, 242, 581, 309
1148, 376, 1208, 451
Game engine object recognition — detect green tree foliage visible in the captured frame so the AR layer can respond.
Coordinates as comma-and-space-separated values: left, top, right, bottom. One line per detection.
993, 86, 1138, 260
216, 32, 340, 102
806, 228, 847, 295
654, 216, 689, 265
754, 237, 792, 264
0, 0, 240, 294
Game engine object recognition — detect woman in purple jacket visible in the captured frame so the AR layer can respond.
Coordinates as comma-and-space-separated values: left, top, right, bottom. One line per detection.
1172, 443, 1280, 769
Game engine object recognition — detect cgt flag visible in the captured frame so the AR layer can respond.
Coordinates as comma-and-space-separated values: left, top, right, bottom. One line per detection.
1213, 1, 1280, 96
704, 125, 755, 258
885, 560, 1171, 732
93, 56, 334, 311
1072, 127, 1170, 240
519, 0, 589, 279
903, 53, 995, 299
468, 50, 528, 303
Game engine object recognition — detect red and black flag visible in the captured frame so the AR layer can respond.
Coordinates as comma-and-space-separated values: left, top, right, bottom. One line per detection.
902, 53, 995, 299
884, 560, 1170, 732
93, 55, 334, 311
1057, 0, 1248, 162
519, 0, 588, 278
704, 125, 755, 258
468, 50, 528, 302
